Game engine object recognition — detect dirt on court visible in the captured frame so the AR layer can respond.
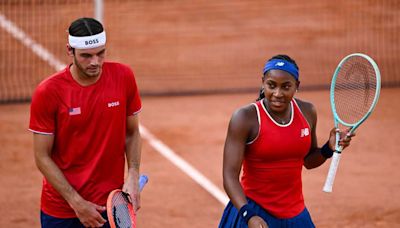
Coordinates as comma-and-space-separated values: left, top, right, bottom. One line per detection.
0, 88, 399, 227
0, 1, 399, 227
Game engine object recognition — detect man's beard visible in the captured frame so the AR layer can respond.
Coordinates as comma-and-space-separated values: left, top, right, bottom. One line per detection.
74, 57, 100, 78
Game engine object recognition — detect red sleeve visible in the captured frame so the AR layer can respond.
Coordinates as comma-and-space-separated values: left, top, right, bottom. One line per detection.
125, 67, 142, 115
29, 84, 57, 134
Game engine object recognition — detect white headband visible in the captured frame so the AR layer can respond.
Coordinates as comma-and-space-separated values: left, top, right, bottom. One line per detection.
68, 31, 106, 49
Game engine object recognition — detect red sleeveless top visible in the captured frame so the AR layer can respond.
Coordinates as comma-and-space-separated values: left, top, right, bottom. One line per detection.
241, 99, 311, 218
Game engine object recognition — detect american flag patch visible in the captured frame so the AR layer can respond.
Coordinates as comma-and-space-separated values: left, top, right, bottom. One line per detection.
69, 107, 81, 116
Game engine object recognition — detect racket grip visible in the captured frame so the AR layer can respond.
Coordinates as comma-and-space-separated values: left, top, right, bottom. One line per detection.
138, 174, 148, 192
323, 152, 341, 193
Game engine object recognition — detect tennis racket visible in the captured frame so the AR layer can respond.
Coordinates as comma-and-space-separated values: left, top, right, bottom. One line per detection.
107, 174, 149, 228
322, 53, 381, 193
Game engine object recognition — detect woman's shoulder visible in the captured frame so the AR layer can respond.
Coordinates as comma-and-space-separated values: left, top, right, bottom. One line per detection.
229, 102, 259, 130
232, 102, 258, 119
294, 98, 317, 125
294, 98, 315, 112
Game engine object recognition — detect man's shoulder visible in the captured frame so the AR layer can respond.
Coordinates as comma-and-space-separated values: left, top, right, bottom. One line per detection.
103, 61, 132, 72
103, 62, 136, 84
36, 67, 69, 91
32, 68, 69, 103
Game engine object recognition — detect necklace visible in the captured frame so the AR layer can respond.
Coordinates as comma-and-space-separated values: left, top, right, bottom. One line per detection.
264, 101, 292, 124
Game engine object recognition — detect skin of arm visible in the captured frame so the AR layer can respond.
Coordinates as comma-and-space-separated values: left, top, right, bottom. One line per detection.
298, 99, 354, 169
222, 105, 268, 228
298, 100, 327, 169
33, 133, 106, 227
122, 114, 142, 211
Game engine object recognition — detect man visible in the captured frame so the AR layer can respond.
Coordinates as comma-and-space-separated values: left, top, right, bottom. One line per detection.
29, 17, 142, 227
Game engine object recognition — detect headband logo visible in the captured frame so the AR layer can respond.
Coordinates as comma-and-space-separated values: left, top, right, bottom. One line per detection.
69, 31, 106, 49
85, 39, 99, 46
263, 59, 299, 80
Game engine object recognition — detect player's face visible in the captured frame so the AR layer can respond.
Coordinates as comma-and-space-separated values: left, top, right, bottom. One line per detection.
73, 45, 106, 78
262, 69, 299, 113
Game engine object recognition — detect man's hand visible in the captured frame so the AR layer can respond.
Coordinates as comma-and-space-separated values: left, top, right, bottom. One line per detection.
72, 198, 106, 227
123, 171, 141, 211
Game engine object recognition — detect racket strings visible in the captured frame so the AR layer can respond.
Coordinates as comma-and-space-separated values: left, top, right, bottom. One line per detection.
334, 56, 377, 124
111, 192, 135, 228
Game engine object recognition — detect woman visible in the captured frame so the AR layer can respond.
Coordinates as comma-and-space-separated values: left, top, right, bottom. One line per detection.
219, 55, 354, 228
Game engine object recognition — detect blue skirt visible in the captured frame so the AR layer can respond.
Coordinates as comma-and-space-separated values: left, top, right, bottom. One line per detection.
218, 198, 315, 228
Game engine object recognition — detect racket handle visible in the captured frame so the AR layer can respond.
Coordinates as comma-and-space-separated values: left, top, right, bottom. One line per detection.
323, 152, 341, 193
138, 174, 148, 192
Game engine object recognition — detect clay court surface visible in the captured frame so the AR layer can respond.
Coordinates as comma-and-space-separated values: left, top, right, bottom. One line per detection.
1, 1, 399, 227
0, 88, 399, 227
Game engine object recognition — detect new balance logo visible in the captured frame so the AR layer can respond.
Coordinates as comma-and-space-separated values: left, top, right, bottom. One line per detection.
108, 101, 120, 107
301, 128, 309, 137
